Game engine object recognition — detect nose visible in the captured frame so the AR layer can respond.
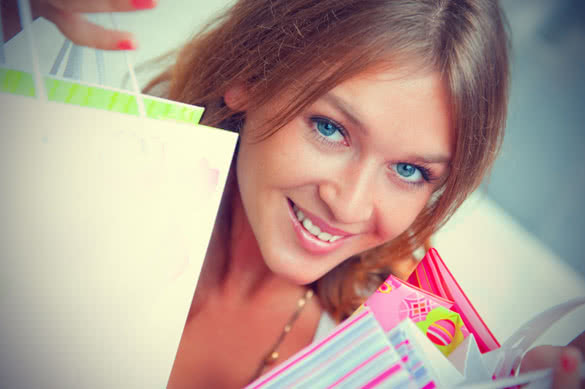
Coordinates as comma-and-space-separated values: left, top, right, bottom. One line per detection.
318, 161, 375, 225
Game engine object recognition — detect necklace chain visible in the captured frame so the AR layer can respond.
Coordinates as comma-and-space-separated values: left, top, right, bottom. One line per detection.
251, 288, 314, 380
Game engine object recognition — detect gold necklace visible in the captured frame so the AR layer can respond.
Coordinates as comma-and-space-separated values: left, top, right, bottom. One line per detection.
251, 288, 314, 380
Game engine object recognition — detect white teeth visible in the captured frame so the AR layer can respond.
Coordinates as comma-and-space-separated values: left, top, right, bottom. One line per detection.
302, 217, 321, 236
309, 224, 321, 235
295, 210, 305, 222
293, 203, 343, 242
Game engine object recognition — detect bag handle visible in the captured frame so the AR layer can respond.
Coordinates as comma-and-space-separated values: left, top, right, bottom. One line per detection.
108, 12, 145, 116
16, 0, 45, 100
63, 43, 83, 80
49, 38, 71, 76
50, 14, 106, 85
15, 0, 145, 116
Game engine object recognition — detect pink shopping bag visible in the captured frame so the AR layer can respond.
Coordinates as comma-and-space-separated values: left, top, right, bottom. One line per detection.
407, 248, 500, 353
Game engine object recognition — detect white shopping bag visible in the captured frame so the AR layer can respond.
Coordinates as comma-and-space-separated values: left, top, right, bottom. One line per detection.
0, 2, 238, 388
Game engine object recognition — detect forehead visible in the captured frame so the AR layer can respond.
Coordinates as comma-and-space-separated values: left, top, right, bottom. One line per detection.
321, 68, 454, 155
332, 67, 451, 117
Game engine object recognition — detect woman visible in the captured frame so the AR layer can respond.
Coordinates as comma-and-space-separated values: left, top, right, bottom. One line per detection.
19, 0, 584, 388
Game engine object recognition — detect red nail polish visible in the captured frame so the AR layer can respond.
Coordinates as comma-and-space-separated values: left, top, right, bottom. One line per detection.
132, 0, 156, 9
561, 353, 578, 373
116, 40, 136, 50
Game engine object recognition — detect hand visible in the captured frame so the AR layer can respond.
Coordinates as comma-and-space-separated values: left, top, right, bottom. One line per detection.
11, 0, 158, 50
521, 345, 584, 389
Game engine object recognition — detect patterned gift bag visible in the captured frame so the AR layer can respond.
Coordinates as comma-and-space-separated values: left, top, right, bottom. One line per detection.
408, 248, 500, 354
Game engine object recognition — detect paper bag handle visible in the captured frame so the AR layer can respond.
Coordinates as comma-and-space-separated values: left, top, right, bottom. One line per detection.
16, 0, 46, 100
14, 0, 145, 117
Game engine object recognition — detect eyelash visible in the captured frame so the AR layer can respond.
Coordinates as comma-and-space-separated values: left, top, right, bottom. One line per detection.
307, 115, 439, 187
396, 164, 436, 188
308, 116, 350, 147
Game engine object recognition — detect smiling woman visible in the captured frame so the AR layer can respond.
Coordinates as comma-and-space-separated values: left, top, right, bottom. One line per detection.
140, 1, 512, 386
149, 0, 509, 322
4, 0, 519, 387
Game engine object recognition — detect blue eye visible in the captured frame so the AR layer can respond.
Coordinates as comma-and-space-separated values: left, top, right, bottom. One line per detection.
396, 163, 417, 177
394, 163, 425, 183
312, 118, 346, 144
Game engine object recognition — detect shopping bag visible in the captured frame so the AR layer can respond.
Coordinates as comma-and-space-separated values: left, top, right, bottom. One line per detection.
359, 273, 470, 357
407, 248, 500, 353
0, 3, 238, 388
246, 248, 585, 388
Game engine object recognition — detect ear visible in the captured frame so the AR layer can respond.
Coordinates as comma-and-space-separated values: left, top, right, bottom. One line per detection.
224, 83, 249, 112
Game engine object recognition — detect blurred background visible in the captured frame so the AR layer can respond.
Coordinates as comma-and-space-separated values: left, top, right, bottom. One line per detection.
487, 0, 585, 276
2, 0, 584, 342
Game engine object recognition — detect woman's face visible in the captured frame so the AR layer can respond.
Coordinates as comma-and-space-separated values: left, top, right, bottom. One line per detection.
235, 68, 453, 284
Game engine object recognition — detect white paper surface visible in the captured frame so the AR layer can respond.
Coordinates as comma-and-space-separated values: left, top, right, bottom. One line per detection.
0, 94, 238, 389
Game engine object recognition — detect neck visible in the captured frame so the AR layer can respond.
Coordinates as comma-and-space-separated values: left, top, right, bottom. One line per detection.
222, 180, 275, 298
193, 169, 294, 310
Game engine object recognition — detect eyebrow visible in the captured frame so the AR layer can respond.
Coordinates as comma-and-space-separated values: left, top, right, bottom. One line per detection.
406, 155, 451, 165
322, 92, 369, 136
321, 92, 451, 165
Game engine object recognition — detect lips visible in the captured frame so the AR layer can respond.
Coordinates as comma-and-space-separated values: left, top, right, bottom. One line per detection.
287, 199, 353, 255
293, 203, 352, 237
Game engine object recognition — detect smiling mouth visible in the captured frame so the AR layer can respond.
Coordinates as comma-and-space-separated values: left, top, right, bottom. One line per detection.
286, 199, 353, 255
292, 204, 344, 243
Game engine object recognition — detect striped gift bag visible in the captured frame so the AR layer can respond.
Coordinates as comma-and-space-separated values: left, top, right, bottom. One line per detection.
246, 307, 432, 389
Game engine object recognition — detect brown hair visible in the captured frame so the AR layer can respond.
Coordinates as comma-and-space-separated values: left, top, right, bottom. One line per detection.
145, 0, 510, 321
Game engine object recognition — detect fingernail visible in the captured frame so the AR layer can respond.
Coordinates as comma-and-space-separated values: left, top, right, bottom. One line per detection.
132, 0, 157, 9
561, 350, 579, 373
116, 39, 137, 50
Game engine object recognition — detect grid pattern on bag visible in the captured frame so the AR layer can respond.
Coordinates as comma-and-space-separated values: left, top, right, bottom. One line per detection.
401, 296, 441, 322
0, 68, 205, 125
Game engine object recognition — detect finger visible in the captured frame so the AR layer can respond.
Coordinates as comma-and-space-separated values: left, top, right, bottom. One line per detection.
43, 6, 137, 50
521, 346, 563, 373
553, 347, 583, 389
46, 0, 157, 13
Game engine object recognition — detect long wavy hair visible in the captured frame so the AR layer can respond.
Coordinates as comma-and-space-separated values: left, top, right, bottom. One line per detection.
145, 0, 510, 321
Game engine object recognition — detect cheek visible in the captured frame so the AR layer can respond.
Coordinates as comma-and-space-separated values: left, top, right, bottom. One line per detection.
242, 122, 320, 186
376, 191, 431, 241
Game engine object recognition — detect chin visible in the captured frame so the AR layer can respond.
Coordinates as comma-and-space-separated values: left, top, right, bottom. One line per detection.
281, 271, 318, 286
261, 247, 325, 285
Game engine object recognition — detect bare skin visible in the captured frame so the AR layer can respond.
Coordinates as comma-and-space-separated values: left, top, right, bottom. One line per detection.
522, 332, 585, 389
166, 177, 323, 388
1, 0, 152, 49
